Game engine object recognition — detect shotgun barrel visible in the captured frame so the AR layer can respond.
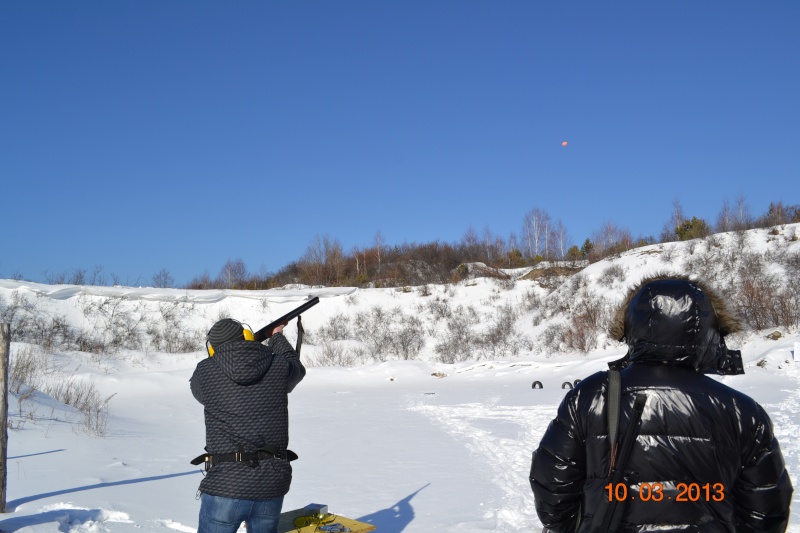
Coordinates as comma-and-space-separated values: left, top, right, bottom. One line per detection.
253, 296, 320, 343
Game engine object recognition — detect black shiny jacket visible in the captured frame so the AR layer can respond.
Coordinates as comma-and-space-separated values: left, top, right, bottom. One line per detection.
530, 276, 792, 532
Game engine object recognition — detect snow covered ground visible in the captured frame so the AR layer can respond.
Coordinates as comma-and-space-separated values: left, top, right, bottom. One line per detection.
2, 338, 798, 533
1, 226, 799, 532
2, 328, 798, 532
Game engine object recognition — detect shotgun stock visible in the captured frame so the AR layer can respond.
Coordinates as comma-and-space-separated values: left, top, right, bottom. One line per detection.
253, 296, 320, 343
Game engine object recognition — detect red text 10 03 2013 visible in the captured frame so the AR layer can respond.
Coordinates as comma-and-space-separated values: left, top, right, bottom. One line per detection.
605, 482, 725, 502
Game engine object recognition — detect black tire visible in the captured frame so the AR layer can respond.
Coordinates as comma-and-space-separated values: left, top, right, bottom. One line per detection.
562, 381, 573, 390
532, 381, 543, 389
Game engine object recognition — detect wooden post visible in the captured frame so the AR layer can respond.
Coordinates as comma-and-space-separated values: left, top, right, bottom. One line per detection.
0, 323, 9, 513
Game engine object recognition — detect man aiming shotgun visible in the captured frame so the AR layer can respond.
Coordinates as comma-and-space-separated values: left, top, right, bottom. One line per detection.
190, 297, 319, 533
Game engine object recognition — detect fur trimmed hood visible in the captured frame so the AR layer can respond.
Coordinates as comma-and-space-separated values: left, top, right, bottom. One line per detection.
608, 273, 744, 372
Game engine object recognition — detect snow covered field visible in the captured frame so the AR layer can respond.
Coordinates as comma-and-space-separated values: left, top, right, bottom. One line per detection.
2, 341, 798, 533
1, 226, 799, 532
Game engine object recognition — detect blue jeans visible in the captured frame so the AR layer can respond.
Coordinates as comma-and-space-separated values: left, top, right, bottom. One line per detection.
198, 493, 284, 533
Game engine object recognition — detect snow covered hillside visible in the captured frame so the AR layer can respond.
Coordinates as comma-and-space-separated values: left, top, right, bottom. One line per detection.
0, 224, 798, 532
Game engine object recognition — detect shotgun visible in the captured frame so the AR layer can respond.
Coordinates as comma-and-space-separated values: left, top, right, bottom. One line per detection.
253, 296, 320, 343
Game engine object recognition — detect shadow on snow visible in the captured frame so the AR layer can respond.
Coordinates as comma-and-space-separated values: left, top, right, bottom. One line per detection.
0, 508, 123, 533
357, 484, 430, 533
8, 449, 66, 460
0, 470, 201, 531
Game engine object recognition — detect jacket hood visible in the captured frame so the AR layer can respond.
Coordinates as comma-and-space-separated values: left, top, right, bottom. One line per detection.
608, 273, 743, 372
210, 339, 273, 385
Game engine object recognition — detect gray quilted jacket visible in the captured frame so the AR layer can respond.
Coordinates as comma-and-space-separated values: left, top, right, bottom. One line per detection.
190, 333, 305, 499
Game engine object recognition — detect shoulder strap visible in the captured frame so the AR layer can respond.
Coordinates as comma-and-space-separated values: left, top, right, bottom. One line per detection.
600, 393, 647, 532
607, 369, 621, 475
296, 315, 305, 355
596, 368, 648, 532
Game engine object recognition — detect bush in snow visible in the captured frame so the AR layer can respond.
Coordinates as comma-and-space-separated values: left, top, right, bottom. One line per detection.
434, 305, 481, 363
313, 305, 425, 364
478, 303, 532, 358
597, 264, 627, 288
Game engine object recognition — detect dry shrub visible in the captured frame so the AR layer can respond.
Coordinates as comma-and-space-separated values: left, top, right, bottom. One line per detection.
386, 313, 425, 360
734, 253, 799, 330
9, 345, 49, 393
317, 313, 351, 341
684, 245, 720, 283
535, 276, 611, 354
8, 344, 113, 436
522, 288, 543, 313
314, 342, 358, 367
154, 301, 202, 353
417, 284, 432, 297
563, 313, 597, 353
539, 323, 568, 354
43, 376, 114, 436
661, 245, 677, 264
434, 305, 480, 363
479, 303, 532, 358
312, 305, 425, 365
597, 264, 627, 287
426, 296, 452, 322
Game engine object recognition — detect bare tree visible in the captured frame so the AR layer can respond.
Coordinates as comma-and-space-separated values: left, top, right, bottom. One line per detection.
661, 198, 685, 242
299, 235, 347, 285
482, 226, 494, 263
522, 210, 537, 259
522, 208, 552, 260
760, 202, 800, 227
508, 231, 519, 254
301, 235, 326, 284
462, 226, 479, 248
186, 271, 215, 290
373, 231, 385, 275
69, 268, 87, 285
218, 259, 248, 289
734, 192, 752, 231
716, 198, 734, 233
325, 236, 346, 285
44, 270, 67, 285
87, 265, 106, 286
542, 214, 551, 258
352, 245, 362, 278
591, 221, 633, 259
550, 219, 570, 260
481, 226, 506, 264
152, 268, 175, 288
671, 198, 685, 228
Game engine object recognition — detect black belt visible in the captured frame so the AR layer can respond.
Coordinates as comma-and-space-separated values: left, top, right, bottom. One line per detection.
191, 448, 298, 471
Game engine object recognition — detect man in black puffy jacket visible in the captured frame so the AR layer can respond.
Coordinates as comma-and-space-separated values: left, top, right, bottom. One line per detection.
191, 318, 306, 533
530, 275, 792, 532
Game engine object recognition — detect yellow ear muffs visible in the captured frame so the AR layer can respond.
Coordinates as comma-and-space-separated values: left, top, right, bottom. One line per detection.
206, 322, 253, 357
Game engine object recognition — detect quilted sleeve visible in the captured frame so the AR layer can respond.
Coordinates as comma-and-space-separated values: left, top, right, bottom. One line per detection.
268, 332, 306, 392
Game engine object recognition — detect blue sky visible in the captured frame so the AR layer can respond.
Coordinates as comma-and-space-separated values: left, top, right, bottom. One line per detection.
2, 2, 798, 286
